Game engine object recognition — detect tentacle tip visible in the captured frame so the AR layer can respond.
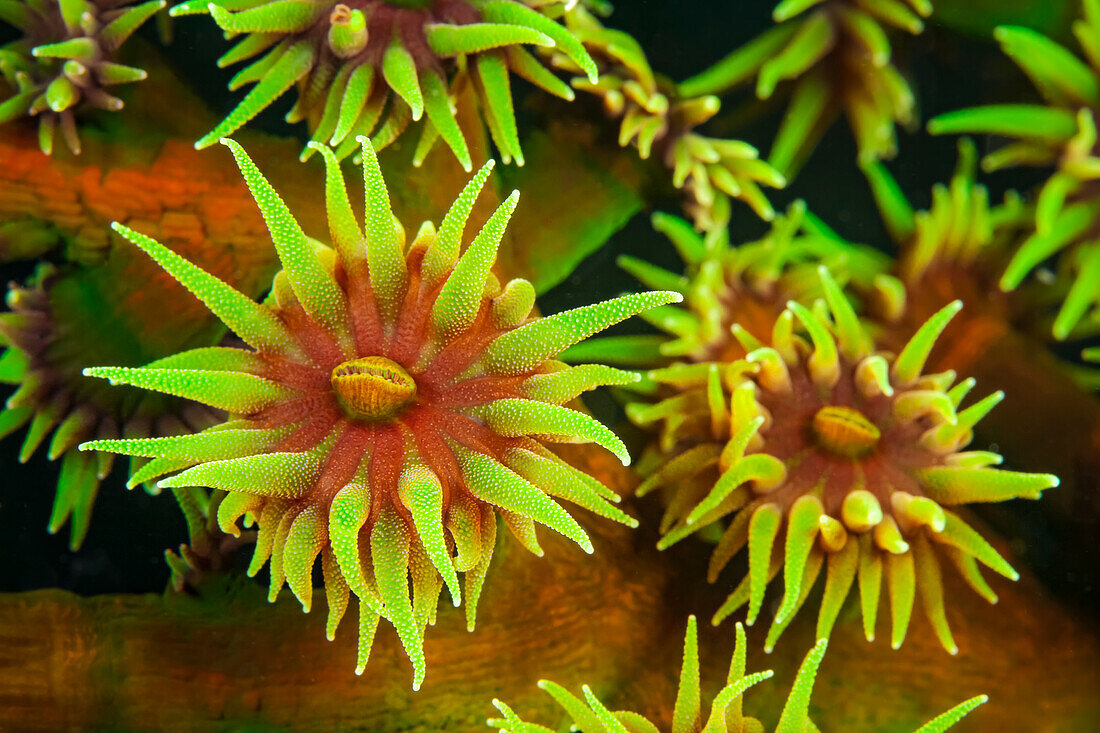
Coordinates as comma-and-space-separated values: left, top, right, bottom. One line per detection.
77, 441, 92, 452
947, 645, 959, 656
355, 665, 365, 676
891, 640, 903, 650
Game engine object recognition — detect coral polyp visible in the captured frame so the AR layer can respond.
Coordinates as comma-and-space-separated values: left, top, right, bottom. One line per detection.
80, 136, 678, 688
0, 0, 164, 154
489, 616, 988, 732
552, 4, 786, 229
564, 205, 886, 369
681, 0, 932, 177
629, 269, 1058, 653
172, 0, 597, 168
928, 1, 1100, 340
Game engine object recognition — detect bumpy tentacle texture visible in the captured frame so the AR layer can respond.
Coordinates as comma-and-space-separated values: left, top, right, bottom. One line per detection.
680, 0, 932, 179
562, 204, 887, 368
0, 266, 220, 550
630, 268, 1058, 654
172, 0, 597, 169
81, 137, 677, 689
550, 4, 785, 230
488, 615, 988, 732
928, 3, 1100, 340
0, 0, 164, 154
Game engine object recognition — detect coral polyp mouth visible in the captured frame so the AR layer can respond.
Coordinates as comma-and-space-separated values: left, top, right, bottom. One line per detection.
331, 356, 417, 422
812, 405, 880, 458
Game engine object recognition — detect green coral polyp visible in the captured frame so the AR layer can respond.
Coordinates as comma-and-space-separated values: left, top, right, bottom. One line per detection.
80, 135, 676, 689
0, 0, 164, 154
490, 615, 988, 732
928, 1, 1100, 339
680, 0, 933, 177
631, 269, 1058, 655
172, 0, 599, 168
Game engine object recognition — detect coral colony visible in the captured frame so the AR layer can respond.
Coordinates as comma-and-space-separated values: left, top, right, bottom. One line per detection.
1, 0, 1096, 729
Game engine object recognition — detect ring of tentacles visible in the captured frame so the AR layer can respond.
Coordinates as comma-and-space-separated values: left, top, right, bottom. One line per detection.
82, 136, 677, 688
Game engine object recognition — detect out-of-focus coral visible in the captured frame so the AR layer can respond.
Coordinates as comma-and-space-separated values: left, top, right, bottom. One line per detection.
628, 269, 1057, 654
170, 0, 598, 168
928, 1, 1100, 340
680, 0, 933, 179
561, 204, 887, 368
551, 4, 786, 230
489, 616, 987, 732
0, 0, 165, 154
83, 137, 676, 687
0, 124, 293, 548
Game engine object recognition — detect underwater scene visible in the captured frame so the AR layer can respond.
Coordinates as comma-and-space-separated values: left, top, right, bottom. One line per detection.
0, 0, 1098, 730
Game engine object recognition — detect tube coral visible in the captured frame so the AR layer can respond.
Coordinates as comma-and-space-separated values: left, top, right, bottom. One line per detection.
629, 268, 1058, 654
680, 0, 932, 179
928, 1, 1100, 340
562, 204, 887, 369
80, 136, 678, 688
0, 0, 164, 154
170, 0, 598, 168
489, 615, 988, 732
551, 4, 786, 230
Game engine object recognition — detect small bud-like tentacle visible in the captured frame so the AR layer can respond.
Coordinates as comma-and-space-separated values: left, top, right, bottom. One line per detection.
786, 301, 839, 387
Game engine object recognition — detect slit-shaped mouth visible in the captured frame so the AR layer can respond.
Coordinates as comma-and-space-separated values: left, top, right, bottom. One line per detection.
331, 355, 417, 421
